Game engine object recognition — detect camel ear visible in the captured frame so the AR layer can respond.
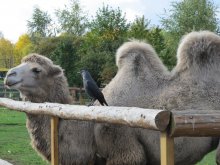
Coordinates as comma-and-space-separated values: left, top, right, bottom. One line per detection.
50, 65, 63, 77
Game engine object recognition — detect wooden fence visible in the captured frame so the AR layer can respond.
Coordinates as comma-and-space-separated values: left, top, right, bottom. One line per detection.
0, 98, 220, 165
0, 83, 20, 100
0, 86, 89, 103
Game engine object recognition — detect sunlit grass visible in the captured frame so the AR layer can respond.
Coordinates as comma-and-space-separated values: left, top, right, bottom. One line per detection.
0, 107, 48, 165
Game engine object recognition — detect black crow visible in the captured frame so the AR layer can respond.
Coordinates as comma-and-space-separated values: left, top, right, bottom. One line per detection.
80, 69, 108, 106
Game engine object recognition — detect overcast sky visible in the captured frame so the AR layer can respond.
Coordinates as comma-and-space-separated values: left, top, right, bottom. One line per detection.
0, 0, 219, 43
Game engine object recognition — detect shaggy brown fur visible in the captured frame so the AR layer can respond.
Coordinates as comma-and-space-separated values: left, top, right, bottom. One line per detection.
5, 54, 97, 165
95, 31, 220, 165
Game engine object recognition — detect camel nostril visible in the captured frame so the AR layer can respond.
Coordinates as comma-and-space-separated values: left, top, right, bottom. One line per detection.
7, 71, 17, 77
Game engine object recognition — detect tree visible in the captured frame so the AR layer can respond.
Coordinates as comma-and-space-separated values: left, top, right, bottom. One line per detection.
161, 0, 220, 68
56, 0, 88, 36
0, 38, 14, 68
78, 5, 129, 85
127, 15, 150, 40
33, 36, 81, 86
14, 34, 33, 65
77, 31, 109, 86
90, 5, 129, 39
162, 0, 219, 35
127, 16, 169, 68
49, 36, 81, 86
147, 27, 165, 53
27, 7, 53, 39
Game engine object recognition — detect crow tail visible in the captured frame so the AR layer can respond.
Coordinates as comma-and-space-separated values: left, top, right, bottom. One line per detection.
103, 99, 108, 106
98, 97, 108, 106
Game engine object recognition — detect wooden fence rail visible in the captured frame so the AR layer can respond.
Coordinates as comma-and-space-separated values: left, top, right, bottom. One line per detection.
1, 98, 220, 165
0, 98, 170, 131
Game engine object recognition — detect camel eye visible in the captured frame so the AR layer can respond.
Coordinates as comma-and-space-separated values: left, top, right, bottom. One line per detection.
32, 67, 41, 74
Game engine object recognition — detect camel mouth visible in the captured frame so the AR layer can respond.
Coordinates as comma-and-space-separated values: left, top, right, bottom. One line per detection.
5, 80, 23, 88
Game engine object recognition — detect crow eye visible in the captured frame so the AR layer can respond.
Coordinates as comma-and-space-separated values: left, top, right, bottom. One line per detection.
32, 67, 41, 74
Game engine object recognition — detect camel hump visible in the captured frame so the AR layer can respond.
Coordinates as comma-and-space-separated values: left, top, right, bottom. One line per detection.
175, 31, 220, 73
116, 40, 168, 73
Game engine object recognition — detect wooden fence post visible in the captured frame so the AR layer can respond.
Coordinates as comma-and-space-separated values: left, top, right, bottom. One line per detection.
51, 117, 59, 165
160, 131, 174, 165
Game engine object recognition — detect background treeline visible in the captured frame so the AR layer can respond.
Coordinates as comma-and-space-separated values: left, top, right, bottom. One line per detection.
0, 0, 219, 86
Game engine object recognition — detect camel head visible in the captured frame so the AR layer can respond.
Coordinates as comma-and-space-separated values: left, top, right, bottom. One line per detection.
4, 53, 63, 98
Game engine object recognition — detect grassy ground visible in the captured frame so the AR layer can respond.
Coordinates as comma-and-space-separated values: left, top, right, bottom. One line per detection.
0, 107, 216, 165
0, 107, 48, 165
197, 150, 216, 165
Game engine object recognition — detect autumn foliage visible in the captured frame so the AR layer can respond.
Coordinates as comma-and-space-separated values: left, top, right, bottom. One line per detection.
1, 0, 219, 87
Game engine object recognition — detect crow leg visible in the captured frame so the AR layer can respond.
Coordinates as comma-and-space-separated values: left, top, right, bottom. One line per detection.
87, 98, 96, 106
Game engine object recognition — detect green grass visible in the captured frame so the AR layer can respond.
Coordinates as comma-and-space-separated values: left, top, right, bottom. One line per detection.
0, 107, 48, 165
197, 150, 216, 165
0, 107, 217, 165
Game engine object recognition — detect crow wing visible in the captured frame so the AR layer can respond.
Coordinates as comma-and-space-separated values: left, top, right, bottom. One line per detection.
86, 81, 106, 105
86, 81, 103, 98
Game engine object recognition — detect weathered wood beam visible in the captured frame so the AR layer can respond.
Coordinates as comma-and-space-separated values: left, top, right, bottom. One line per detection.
51, 117, 59, 165
0, 98, 170, 131
170, 110, 220, 137
160, 131, 174, 165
